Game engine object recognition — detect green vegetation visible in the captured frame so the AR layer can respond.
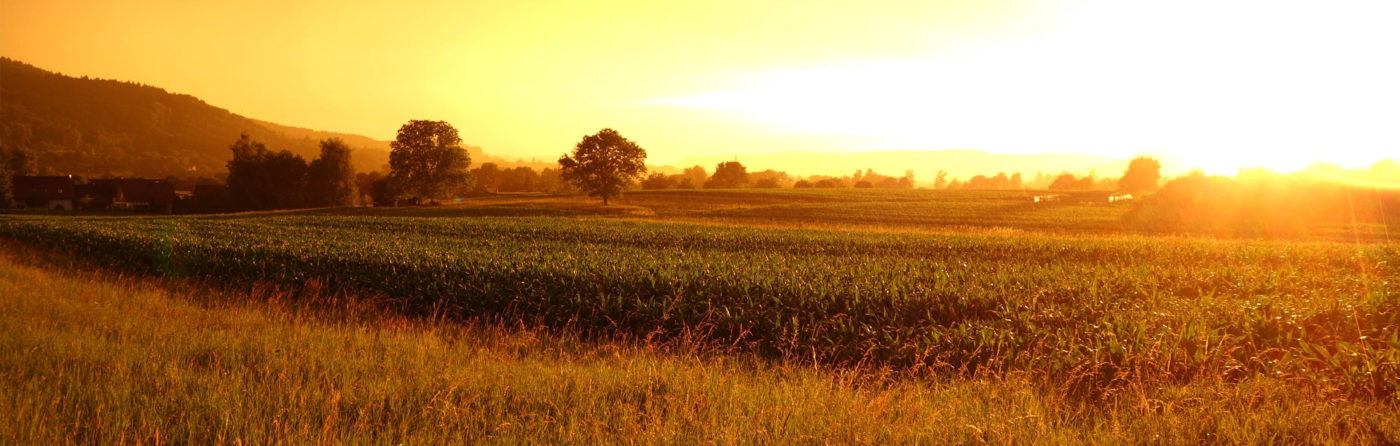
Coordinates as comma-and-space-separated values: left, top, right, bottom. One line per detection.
2, 199, 1396, 400
558, 128, 648, 205
2, 188, 1397, 442
4, 248, 1397, 443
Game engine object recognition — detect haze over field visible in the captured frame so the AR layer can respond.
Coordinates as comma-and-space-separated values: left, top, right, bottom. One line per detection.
4, 0, 1397, 175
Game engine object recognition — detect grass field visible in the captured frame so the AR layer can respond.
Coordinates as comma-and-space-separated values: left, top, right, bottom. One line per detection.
3, 245, 1398, 444
2, 188, 1398, 443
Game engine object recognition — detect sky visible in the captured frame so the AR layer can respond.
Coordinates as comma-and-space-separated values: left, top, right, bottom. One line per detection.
2, 0, 1398, 175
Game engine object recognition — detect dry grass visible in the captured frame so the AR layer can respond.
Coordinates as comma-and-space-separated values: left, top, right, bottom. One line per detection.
1, 246, 1398, 444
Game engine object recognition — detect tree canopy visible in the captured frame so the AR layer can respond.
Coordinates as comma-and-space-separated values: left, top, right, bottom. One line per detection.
1118, 156, 1162, 194
0, 149, 13, 207
306, 138, 358, 207
225, 134, 309, 210
558, 128, 647, 205
704, 161, 749, 189
388, 120, 473, 204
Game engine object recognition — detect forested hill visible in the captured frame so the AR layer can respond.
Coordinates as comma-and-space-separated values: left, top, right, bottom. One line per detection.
0, 57, 390, 178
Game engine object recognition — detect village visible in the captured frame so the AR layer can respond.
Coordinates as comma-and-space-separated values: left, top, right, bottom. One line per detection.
7, 175, 183, 213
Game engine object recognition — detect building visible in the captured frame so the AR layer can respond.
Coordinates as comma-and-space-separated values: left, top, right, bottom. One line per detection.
85, 178, 178, 213
10, 175, 76, 210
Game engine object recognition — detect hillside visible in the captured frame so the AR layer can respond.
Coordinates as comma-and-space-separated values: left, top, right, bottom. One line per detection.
0, 58, 390, 178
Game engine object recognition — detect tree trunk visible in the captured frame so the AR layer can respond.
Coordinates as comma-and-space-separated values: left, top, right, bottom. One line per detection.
603, 195, 609, 206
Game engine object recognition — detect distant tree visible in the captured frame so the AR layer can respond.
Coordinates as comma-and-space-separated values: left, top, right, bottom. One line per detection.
641, 173, 678, 190
225, 134, 309, 210
558, 128, 647, 205
934, 170, 948, 189
4, 147, 37, 176
355, 171, 383, 205
0, 149, 11, 207
472, 162, 502, 193
793, 179, 813, 188
1048, 172, 1095, 191
705, 161, 749, 189
750, 169, 792, 188
1010, 173, 1023, 189
1118, 156, 1162, 194
854, 180, 873, 188
814, 178, 841, 188
537, 167, 571, 193
388, 120, 473, 204
368, 177, 396, 206
682, 165, 708, 187
500, 166, 540, 192
306, 138, 358, 207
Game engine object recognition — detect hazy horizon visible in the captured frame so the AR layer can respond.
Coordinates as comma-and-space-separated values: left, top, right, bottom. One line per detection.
3, 0, 1398, 175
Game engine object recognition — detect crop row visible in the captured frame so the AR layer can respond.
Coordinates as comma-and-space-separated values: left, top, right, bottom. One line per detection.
1, 214, 1396, 398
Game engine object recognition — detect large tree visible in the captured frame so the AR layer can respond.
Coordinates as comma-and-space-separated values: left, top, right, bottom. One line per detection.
1118, 156, 1162, 194
225, 134, 309, 210
704, 161, 749, 189
306, 138, 358, 207
388, 120, 473, 204
558, 128, 646, 205
4, 147, 36, 176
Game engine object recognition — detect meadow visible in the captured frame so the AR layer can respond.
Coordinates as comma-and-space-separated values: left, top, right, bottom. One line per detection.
1, 188, 1398, 443
5, 246, 1397, 444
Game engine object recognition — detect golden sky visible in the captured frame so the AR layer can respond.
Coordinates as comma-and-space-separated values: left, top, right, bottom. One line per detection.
3, 0, 1397, 175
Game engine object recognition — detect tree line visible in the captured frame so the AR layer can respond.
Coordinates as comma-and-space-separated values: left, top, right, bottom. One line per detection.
7, 116, 1169, 211
0, 146, 39, 207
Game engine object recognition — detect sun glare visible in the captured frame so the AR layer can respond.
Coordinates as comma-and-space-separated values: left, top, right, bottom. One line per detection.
653, 0, 1400, 175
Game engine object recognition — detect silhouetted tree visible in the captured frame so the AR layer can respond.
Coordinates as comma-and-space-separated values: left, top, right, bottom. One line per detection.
306, 138, 358, 207
4, 147, 36, 176
1048, 172, 1094, 191
0, 149, 11, 207
537, 167, 570, 193
388, 120, 473, 204
225, 134, 309, 210
1118, 156, 1162, 194
558, 128, 647, 205
641, 173, 678, 190
750, 169, 791, 188
793, 179, 813, 188
681, 165, 708, 187
472, 162, 502, 193
368, 177, 396, 206
355, 171, 383, 205
705, 161, 749, 188
500, 166, 540, 192
934, 170, 948, 189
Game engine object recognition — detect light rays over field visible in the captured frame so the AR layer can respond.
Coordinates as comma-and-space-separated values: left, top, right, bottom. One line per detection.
3, 0, 1397, 172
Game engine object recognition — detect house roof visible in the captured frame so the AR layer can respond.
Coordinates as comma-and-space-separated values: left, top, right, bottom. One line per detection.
12, 176, 76, 200
88, 179, 176, 203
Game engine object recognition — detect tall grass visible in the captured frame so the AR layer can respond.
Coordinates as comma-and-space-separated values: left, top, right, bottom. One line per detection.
2, 213, 1396, 400
1, 247, 1398, 444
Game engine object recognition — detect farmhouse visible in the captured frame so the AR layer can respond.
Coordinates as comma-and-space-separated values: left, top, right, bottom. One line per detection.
83, 178, 178, 213
10, 175, 77, 210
